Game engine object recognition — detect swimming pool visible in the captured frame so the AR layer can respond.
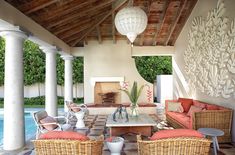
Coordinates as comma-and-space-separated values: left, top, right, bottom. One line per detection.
0, 112, 36, 145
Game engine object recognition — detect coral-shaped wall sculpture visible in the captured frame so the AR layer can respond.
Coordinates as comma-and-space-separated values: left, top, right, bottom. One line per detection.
184, 0, 235, 98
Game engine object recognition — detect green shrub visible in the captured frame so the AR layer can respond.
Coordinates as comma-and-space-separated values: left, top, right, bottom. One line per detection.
134, 56, 172, 83
0, 96, 84, 108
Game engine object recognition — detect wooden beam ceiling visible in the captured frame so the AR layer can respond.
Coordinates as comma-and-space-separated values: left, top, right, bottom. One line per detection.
5, 0, 198, 47
139, 0, 152, 46
165, 0, 187, 45
152, 0, 170, 46
71, 0, 128, 46
46, 0, 114, 29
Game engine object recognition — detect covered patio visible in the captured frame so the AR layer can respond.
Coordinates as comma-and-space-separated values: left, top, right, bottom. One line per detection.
0, 0, 235, 154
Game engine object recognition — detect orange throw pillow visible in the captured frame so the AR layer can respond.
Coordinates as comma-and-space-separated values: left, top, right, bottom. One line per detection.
39, 131, 89, 141
178, 98, 193, 112
187, 105, 203, 117
150, 129, 203, 140
206, 104, 219, 110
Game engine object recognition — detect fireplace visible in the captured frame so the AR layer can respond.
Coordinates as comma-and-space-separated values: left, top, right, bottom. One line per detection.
94, 82, 120, 104
90, 77, 124, 105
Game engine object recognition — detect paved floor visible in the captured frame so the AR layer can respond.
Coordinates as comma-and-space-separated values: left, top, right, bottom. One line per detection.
0, 114, 235, 155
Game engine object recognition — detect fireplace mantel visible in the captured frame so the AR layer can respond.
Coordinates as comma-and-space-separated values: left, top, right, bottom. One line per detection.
90, 77, 125, 86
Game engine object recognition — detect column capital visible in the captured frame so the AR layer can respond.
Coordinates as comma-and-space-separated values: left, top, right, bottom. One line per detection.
0, 30, 27, 40
40, 46, 57, 54
61, 55, 74, 60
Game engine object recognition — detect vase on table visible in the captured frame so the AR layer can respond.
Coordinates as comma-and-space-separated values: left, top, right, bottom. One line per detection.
130, 104, 139, 117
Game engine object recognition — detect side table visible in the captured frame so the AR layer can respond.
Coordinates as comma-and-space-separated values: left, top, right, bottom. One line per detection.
198, 128, 224, 155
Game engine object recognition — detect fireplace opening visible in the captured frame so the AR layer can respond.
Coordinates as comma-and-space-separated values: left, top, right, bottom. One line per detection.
94, 82, 121, 105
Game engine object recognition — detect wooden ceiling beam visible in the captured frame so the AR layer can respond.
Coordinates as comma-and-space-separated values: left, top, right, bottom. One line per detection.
66, 29, 89, 43
59, 24, 91, 40
71, 0, 128, 46
165, 0, 187, 45
112, 12, 116, 44
40, 0, 90, 23
26, 0, 58, 15
171, 0, 198, 45
96, 26, 102, 44
139, 0, 152, 46
53, 18, 91, 35
46, 0, 114, 29
18, 0, 58, 14
59, 11, 109, 42
152, 0, 170, 46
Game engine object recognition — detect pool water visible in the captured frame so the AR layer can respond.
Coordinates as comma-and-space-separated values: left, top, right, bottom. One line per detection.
0, 112, 36, 145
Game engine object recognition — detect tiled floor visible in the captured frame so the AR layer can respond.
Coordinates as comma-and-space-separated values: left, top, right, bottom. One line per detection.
0, 114, 235, 155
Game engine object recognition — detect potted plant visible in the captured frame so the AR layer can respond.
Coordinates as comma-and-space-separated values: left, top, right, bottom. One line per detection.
120, 81, 144, 117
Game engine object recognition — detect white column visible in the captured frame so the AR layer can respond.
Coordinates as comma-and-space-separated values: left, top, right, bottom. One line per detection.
40, 46, 57, 117
0, 30, 27, 150
61, 55, 74, 111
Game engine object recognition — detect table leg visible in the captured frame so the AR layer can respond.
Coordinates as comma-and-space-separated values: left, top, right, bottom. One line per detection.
213, 136, 220, 150
212, 137, 218, 155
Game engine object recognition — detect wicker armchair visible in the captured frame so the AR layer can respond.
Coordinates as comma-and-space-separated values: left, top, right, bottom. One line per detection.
137, 135, 211, 155
32, 136, 104, 155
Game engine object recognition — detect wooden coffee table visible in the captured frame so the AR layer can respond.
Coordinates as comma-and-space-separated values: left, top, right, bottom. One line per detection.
106, 114, 156, 136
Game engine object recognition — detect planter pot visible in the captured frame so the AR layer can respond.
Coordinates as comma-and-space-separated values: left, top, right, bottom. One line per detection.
106, 137, 124, 155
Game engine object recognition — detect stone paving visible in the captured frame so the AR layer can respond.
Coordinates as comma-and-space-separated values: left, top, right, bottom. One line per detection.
0, 114, 235, 155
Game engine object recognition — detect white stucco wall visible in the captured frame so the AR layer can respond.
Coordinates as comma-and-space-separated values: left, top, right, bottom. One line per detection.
72, 41, 158, 104
174, 0, 235, 142
0, 83, 84, 98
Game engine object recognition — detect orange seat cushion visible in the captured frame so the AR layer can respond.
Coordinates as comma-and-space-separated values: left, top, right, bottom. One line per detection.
150, 129, 203, 140
39, 131, 89, 141
178, 98, 193, 112
167, 112, 192, 129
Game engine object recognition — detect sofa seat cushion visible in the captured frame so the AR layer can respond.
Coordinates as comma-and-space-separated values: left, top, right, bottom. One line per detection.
178, 98, 193, 112
167, 112, 192, 129
39, 131, 89, 141
150, 129, 203, 140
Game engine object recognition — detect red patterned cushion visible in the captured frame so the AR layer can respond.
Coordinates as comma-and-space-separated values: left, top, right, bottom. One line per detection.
39, 116, 57, 131
193, 100, 206, 109
150, 129, 203, 140
206, 104, 219, 110
39, 131, 89, 141
187, 105, 203, 117
178, 98, 193, 112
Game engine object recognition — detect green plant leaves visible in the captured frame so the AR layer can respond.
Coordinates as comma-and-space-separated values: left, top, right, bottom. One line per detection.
134, 56, 172, 83
0, 38, 84, 86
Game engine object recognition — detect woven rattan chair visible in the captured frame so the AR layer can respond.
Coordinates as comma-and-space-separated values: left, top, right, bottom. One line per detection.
32, 135, 104, 155
33, 110, 72, 139
137, 135, 211, 155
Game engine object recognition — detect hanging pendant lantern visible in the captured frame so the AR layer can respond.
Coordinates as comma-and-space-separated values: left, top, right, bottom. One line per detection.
115, 6, 148, 43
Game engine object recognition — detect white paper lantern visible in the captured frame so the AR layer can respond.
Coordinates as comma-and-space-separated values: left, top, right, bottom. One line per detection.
115, 6, 148, 43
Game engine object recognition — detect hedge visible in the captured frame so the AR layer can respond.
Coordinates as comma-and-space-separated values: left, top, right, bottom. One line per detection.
134, 56, 172, 83
0, 38, 84, 86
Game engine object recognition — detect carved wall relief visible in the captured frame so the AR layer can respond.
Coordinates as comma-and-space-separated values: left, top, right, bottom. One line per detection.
184, 0, 235, 98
